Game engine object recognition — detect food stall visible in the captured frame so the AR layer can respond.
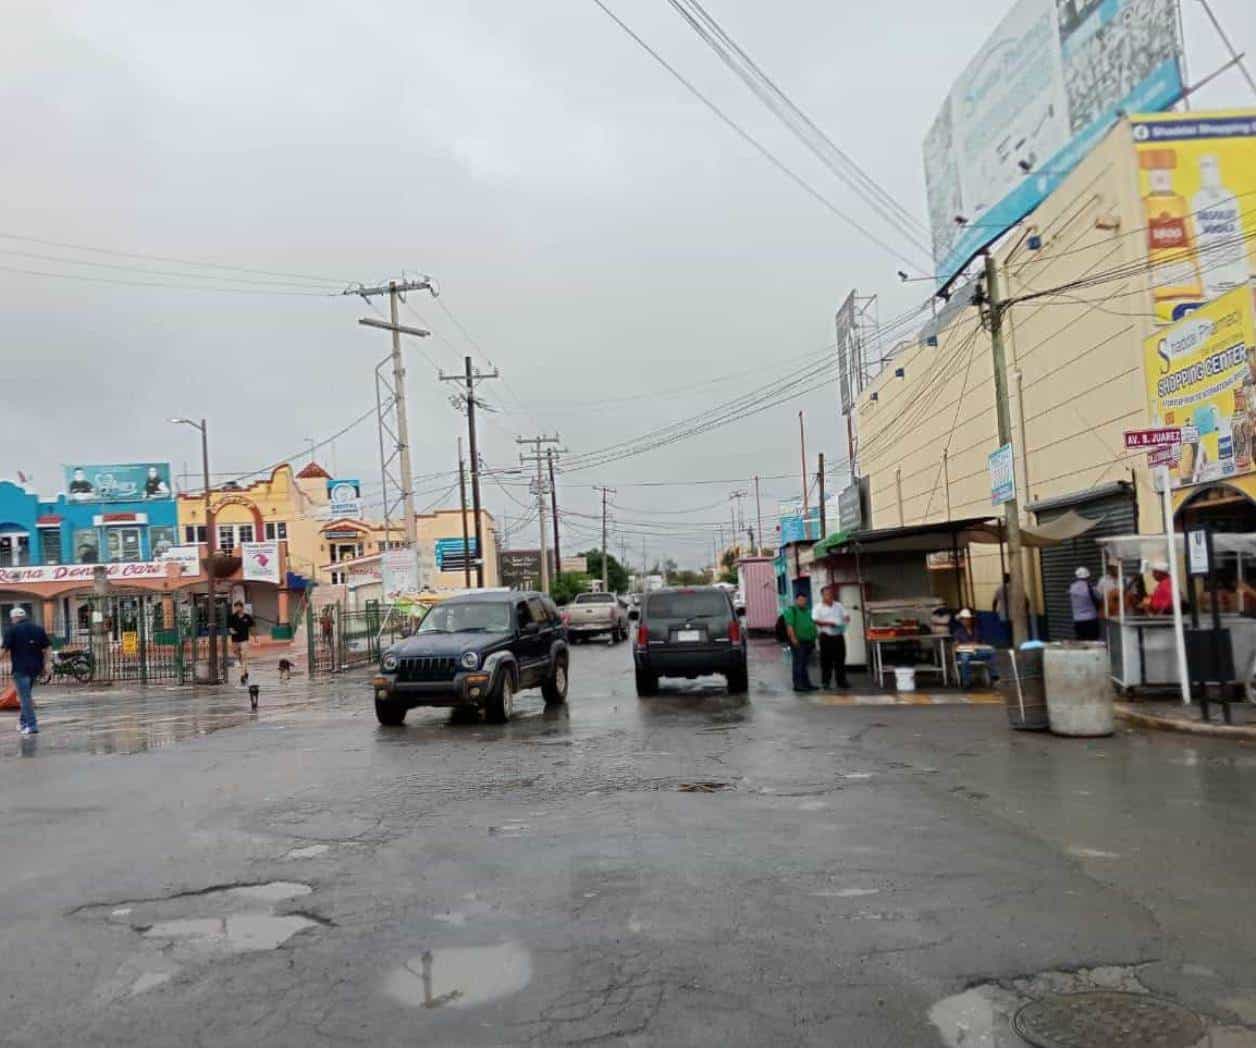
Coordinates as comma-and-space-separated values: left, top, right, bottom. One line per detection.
1098, 533, 1256, 695
865, 598, 954, 687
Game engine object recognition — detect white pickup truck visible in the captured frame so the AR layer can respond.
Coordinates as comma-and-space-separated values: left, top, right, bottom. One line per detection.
563, 592, 629, 644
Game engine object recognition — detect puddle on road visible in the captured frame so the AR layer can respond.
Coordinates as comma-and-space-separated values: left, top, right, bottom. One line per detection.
284, 844, 331, 860
144, 914, 316, 952
383, 942, 531, 1010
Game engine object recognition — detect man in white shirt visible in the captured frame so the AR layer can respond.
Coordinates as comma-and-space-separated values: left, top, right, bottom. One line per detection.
812, 584, 850, 689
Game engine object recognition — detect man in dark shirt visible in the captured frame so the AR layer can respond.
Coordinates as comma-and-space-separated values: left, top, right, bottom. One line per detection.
3, 608, 50, 735
227, 601, 255, 684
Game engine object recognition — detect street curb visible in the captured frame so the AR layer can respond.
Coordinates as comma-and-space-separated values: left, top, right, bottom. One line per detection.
1115, 703, 1256, 741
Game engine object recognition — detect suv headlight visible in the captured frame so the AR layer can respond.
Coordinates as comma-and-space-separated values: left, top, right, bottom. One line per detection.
381, 652, 399, 672
460, 651, 479, 670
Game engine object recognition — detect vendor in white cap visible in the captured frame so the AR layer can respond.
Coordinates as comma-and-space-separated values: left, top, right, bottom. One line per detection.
1068, 566, 1101, 640
1143, 561, 1176, 616
951, 608, 997, 689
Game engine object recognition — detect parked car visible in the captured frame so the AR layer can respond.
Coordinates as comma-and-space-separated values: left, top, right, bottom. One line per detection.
630, 586, 747, 696
373, 590, 569, 725
564, 591, 629, 644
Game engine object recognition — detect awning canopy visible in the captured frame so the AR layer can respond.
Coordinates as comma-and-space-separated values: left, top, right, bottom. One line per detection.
812, 511, 1098, 557
1097, 532, 1256, 560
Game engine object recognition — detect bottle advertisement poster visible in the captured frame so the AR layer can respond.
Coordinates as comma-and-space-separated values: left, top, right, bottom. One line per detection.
1132, 111, 1256, 326
1143, 285, 1256, 491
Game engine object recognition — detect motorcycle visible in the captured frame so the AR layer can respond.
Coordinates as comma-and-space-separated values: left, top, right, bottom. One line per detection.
38, 648, 94, 685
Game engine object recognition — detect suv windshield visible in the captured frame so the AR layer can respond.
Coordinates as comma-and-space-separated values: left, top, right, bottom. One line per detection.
419, 601, 512, 634
646, 591, 730, 621
575, 593, 615, 603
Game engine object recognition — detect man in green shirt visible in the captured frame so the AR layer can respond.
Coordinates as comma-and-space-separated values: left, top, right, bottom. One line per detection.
783, 592, 818, 692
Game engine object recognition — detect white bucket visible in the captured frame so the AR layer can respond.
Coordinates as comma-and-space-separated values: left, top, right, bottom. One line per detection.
893, 667, 916, 692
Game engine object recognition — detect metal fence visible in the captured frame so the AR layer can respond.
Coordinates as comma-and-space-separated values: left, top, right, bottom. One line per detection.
0, 593, 229, 688
305, 601, 411, 676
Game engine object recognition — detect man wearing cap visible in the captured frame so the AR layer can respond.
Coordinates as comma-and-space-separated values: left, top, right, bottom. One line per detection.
951, 609, 996, 689
2, 608, 50, 735
1145, 562, 1176, 616
1069, 566, 1101, 640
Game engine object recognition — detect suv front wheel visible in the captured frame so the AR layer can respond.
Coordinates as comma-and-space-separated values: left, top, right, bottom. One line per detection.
542, 657, 569, 705
486, 669, 516, 723
375, 697, 407, 726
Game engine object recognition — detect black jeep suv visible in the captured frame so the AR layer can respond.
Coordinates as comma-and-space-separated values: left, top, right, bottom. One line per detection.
373, 591, 569, 725
631, 586, 748, 696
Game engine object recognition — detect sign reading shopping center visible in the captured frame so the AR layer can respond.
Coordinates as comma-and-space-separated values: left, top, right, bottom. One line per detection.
924, 0, 1182, 286
1143, 285, 1256, 491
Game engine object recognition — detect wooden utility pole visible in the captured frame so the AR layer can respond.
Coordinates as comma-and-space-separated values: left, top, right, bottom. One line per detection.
799, 411, 811, 539
548, 449, 561, 576
818, 452, 827, 537
518, 435, 561, 592
441, 356, 499, 587
352, 278, 434, 586
457, 438, 471, 588
984, 253, 1030, 647
594, 485, 617, 591
754, 474, 763, 555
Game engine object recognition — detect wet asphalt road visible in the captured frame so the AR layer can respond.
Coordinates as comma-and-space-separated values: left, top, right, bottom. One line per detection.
4, 639, 1256, 1046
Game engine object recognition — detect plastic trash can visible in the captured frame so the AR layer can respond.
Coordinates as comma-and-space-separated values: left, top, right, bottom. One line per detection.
1043, 642, 1114, 736
893, 667, 916, 692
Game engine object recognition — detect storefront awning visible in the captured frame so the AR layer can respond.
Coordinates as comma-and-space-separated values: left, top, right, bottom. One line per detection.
1098, 532, 1256, 560
812, 511, 1098, 557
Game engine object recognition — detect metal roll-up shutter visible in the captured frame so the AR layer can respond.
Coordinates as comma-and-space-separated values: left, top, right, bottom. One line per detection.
1034, 485, 1136, 641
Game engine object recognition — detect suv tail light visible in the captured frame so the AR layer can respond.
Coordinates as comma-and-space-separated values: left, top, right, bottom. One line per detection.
637, 624, 649, 646
728, 619, 741, 644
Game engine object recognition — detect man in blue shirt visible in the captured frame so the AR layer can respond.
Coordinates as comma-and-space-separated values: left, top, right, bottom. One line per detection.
3, 608, 50, 735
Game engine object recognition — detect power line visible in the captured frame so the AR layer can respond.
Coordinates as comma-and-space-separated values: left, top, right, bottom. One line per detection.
585, 0, 929, 271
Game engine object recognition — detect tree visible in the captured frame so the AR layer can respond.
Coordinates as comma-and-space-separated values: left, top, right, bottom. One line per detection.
580, 550, 630, 594
670, 568, 707, 586
550, 572, 591, 606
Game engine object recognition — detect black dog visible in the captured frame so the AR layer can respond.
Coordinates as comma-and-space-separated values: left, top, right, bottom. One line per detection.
277, 658, 292, 682
248, 684, 260, 710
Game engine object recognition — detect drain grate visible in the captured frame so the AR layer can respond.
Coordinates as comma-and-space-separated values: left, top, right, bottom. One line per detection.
1013, 991, 1205, 1048
676, 782, 731, 793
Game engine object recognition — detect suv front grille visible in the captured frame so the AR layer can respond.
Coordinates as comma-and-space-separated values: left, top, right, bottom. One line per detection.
397, 656, 458, 682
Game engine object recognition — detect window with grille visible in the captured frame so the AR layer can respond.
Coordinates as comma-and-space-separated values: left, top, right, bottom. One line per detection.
39, 528, 60, 565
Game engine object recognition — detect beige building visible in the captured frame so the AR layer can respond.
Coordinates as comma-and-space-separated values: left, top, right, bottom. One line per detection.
851, 113, 1232, 637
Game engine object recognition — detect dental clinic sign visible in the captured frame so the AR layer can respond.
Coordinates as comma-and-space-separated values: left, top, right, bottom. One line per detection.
0, 561, 185, 585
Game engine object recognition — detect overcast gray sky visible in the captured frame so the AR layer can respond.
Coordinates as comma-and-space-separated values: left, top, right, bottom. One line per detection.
3, 0, 1253, 566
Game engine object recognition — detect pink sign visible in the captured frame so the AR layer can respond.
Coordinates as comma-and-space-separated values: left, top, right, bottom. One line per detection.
0, 561, 181, 586
1124, 427, 1182, 449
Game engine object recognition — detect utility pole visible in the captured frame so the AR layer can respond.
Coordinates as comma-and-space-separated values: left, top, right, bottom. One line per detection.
518, 435, 561, 592
799, 410, 811, 540
594, 485, 617, 591
983, 253, 1030, 648
457, 438, 472, 588
171, 418, 218, 683
547, 449, 561, 576
818, 452, 827, 537
754, 474, 763, 555
441, 356, 499, 587
353, 277, 434, 585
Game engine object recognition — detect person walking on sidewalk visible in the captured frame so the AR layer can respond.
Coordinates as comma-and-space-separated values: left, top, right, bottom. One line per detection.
783, 592, 818, 693
2, 608, 50, 735
1069, 566, 1102, 641
227, 601, 255, 684
812, 584, 850, 689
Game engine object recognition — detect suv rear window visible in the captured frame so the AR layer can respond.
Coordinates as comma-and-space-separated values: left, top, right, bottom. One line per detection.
645, 591, 730, 620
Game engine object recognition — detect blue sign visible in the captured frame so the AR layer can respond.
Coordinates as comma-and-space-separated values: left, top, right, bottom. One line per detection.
925, 0, 1182, 287
435, 537, 478, 571
63, 462, 172, 503
988, 443, 1016, 506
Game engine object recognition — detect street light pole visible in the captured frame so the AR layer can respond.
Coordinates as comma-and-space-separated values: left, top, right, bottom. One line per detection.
172, 417, 218, 684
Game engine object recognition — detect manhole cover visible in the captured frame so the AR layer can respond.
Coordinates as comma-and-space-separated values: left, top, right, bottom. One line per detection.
1013, 991, 1205, 1048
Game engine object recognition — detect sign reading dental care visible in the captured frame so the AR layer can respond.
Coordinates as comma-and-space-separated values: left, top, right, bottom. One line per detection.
0, 561, 181, 585
1143, 286, 1256, 491
241, 541, 281, 583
